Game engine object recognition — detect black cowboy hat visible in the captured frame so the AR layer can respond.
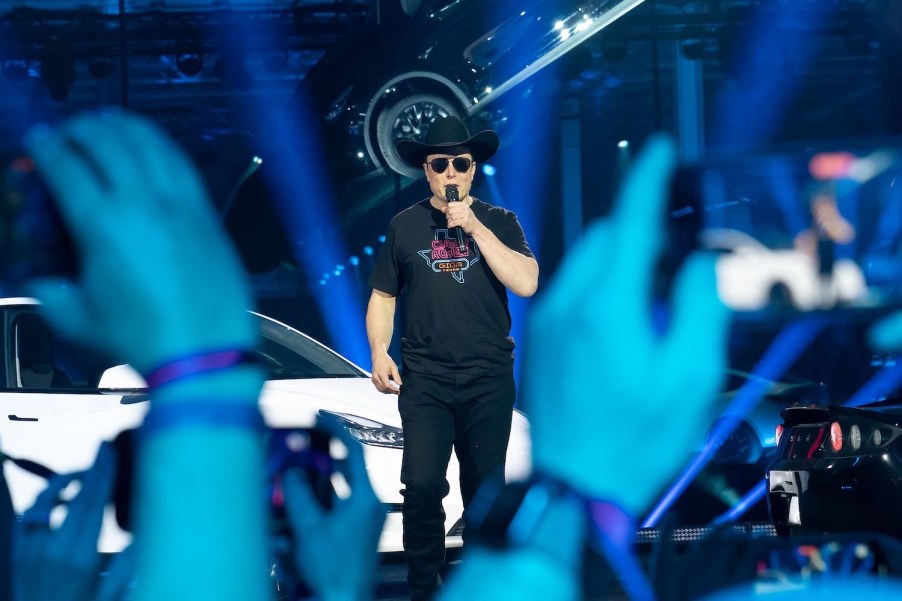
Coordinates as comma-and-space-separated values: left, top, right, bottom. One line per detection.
396, 116, 499, 169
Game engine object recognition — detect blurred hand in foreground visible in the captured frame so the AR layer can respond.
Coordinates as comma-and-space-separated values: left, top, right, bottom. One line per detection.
14, 443, 134, 601
24, 111, 255, 373
282, 418, 385, 601
524, 135, 731, 515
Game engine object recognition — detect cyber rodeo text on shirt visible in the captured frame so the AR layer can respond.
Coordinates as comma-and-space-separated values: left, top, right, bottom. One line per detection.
418, 229, 480, 284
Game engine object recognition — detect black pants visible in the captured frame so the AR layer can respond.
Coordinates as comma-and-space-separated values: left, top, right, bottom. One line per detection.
399, 368, 515, 601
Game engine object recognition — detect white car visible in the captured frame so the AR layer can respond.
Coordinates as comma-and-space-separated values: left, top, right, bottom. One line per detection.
704, 229, 870, 312
0, 298, 532, 552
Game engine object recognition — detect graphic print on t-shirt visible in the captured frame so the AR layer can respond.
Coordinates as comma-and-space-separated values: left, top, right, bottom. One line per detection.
417, 229, 480, 283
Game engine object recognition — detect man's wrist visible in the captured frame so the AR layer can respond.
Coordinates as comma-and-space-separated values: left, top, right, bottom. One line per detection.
370, 345, 391, 361
468, 221, 489, 240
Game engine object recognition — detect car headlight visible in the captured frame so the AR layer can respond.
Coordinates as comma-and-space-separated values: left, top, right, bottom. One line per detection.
319, 410, 404, 448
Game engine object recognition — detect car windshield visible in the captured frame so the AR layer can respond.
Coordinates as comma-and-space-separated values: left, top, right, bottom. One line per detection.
253, 315, 365, 380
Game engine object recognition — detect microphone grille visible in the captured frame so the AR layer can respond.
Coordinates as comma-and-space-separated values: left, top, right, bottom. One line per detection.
445, 185, 459, 202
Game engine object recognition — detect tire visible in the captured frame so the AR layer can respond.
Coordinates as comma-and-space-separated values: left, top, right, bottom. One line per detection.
375, 92, 463, 178
768, 281, 794, 309
708, 418, 763, 465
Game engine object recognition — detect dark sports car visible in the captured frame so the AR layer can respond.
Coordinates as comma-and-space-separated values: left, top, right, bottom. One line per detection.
767, 403, 902, 538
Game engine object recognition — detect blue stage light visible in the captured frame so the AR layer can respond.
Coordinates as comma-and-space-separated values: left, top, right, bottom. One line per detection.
482, 163, 497, 176
710, 4, 828, 150
642, 316, 827, 528
712, 481, 767, 525
349, 256, 360, 266
363, 246, 374, 256
168, 20, 371, 367
844, 361, 902, 408
378, 235, 386, 244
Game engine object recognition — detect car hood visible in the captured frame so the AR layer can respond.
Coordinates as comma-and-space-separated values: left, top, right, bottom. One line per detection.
259, 376, 401, 427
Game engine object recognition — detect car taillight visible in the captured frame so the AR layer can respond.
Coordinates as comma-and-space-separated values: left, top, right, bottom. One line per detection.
850, 424, 861, 450
775, 424, 784, 446
830, 421, 843, 452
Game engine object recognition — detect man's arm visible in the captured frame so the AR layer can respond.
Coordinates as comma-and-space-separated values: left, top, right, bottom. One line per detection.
470, 224, 539, 297
366, 290, 402, 394
445, 202, 538, 297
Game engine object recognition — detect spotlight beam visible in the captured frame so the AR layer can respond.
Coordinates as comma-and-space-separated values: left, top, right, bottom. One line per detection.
642, 316, 827, 528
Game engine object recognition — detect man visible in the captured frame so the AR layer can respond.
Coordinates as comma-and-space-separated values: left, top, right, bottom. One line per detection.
366, 116, 538, 600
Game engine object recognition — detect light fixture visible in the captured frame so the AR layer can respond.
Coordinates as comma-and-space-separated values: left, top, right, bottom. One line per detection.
176, 52, 204, 77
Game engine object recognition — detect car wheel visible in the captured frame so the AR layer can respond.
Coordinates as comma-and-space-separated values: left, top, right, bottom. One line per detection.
708, 418, 763, 465
768, 281, 794, 308
375, 93, 463, 178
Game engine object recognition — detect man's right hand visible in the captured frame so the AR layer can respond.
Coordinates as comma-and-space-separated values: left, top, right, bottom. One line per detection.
371, 353, 402, 394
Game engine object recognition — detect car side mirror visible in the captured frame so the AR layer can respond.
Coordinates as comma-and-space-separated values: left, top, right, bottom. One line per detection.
98, 364, 147, 389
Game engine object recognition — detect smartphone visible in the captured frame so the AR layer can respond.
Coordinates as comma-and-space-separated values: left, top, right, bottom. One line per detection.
267, 426, 334, 516
266, 426, 334, 600
665, 138, 902, 321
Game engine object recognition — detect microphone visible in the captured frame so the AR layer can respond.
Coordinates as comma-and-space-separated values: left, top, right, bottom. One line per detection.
445, 185, 467, 253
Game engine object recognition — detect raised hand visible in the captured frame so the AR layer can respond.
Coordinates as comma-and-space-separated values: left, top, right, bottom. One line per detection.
24, 112, 255, 373
282, 418, 385, 601
524, 135, 731, 515
14, 443, 134, 601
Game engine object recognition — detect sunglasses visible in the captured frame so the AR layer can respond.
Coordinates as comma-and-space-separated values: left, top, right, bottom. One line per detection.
426, 156, 473, 174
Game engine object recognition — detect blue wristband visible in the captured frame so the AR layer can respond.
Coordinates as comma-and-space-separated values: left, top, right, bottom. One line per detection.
140, 401, 265, 438
144, 349, 260, 390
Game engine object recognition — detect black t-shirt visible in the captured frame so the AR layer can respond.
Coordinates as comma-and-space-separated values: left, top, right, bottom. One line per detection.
369, 197, 533, 374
